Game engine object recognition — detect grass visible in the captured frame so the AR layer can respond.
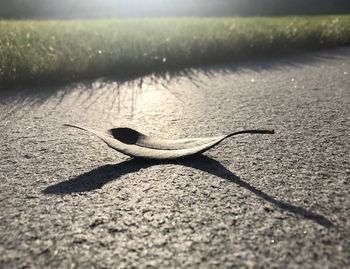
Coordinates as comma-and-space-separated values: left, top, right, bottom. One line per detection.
1, 16, 350, 88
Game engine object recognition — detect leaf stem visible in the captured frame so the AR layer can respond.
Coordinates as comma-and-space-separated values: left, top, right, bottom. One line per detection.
226, 129, 275, 138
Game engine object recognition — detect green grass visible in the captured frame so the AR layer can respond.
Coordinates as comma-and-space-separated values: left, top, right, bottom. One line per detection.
1, 16, 350, 88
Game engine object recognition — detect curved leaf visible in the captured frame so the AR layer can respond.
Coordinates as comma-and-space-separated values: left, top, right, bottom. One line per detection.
64, 124, 274, 160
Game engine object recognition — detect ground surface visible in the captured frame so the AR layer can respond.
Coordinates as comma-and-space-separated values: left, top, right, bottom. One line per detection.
0, 47, 349, 269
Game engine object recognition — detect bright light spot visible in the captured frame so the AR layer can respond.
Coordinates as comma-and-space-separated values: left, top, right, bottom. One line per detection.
98, 50, 102, 54
251, 78, 255, 83
162, 57, 167, 63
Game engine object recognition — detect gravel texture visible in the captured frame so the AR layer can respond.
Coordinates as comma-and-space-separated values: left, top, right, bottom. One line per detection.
1, 47, 350, 268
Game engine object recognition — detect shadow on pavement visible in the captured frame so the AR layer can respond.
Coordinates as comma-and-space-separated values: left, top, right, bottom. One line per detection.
43, 155, 334, 228
2, 46, 349, 122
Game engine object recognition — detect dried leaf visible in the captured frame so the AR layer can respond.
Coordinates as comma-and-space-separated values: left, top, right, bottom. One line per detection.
64, 124, 274, 160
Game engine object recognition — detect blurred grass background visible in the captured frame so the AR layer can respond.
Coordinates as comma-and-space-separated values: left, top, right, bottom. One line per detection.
1, 16, 350, 88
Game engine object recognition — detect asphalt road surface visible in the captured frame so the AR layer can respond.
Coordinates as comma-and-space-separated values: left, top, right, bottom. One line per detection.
1, 47, 350, 268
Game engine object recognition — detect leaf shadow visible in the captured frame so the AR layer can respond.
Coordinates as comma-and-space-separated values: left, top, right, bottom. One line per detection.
43, 155, 334, 228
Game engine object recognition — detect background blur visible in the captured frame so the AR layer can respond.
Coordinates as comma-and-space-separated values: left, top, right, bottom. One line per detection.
1, 0, 350, 19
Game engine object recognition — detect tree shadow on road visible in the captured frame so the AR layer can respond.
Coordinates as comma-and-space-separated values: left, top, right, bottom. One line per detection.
43, 155, 333, 228
3, 46, 349, 122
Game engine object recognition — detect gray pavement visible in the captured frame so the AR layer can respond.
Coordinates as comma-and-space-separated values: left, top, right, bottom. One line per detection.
1, 47, 350, 268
